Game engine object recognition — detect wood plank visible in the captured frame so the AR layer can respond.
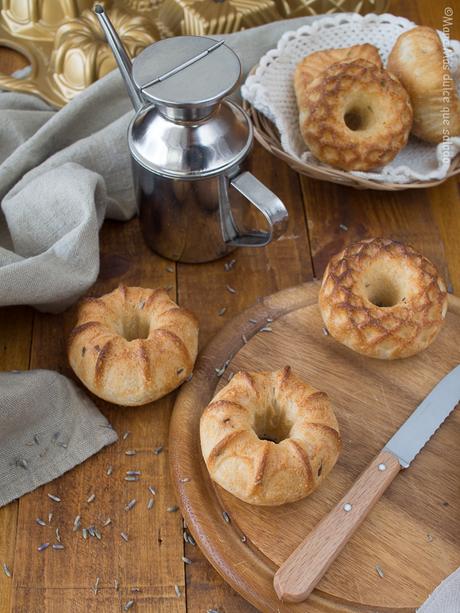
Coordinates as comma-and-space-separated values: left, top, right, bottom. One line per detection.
301, 178, 451, 285
177, 143, 313, 612
10, 219, 186, 613
429, 178, 460, 293
0, 307, 34, 613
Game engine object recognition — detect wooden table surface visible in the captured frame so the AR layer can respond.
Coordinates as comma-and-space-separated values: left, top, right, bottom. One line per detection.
0, 2, 459, 612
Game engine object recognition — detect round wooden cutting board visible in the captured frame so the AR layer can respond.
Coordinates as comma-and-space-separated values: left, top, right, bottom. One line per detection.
169, 283, 460, 613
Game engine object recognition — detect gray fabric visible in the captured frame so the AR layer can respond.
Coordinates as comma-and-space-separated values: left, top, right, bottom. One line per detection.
0, 15, 314, 313
418, 567, 460, 613
0, 370, 117, 507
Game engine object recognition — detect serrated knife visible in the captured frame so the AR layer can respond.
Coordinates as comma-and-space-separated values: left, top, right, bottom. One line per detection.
273, 364, 460, 603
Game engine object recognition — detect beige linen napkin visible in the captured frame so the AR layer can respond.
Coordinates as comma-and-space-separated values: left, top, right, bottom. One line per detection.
0, 369, 117, 507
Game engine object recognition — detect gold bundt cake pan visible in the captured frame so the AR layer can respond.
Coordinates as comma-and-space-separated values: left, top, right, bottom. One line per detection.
0, 0, 160, 107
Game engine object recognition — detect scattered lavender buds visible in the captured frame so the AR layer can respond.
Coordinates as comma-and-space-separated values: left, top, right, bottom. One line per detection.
52, 544, 64, 551
153, 446, 163, 455
122, 431, 131, 440
147, 498, 154, 510
120, 532, 129, 542
106, 465, 113, 476
87, 494, 96, 503
38, 543, 50, 552
123, 600, 135, 611
222, 511, 231, 524
73, 515, 81, 531
125, 450, 137, 456
47, 494, 61, 503
322, 327, 329, 336
375, 564, 385, 578
260, 326, 272, 333
2, 563, 11, 578
167, 506, 179, 513
148, 486, 156, 496
125, 499, 137, 512
226, 285, 237, 294
218, 307, 227, 316
124, 476, 139, 482
103, 518, 112, 527
36, 518, 47, 527
175, 584, 181, 597
182, 556, 193, 565
339, 223, 348, 231
93, 576, 100, 595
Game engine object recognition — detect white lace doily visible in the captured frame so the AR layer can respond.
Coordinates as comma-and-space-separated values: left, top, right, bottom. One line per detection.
242, 13, 460, 184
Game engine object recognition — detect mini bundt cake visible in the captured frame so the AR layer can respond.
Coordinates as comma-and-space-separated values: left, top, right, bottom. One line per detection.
200, 366, 341, 506
387, 26, 460, 143
294, 43, 382, 102
68, 285, 198, 406
319, 238, 448, 359
297, 59, 413, 171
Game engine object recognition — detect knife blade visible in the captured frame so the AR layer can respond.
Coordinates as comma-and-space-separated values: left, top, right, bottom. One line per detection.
273, 364, 460, 603
384, 364, 460, 467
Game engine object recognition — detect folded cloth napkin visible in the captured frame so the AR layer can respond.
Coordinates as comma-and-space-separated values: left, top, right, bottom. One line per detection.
0, 370, 117, 507
0, 15, 314, 313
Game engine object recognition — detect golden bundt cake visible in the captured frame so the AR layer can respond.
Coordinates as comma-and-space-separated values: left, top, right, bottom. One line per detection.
319, 238, 448, 359
68, 285, 198, 405
294, 43, 382, 108
200, 366, 341, 506
388, 26, 460, 143
297, 59, 413, 171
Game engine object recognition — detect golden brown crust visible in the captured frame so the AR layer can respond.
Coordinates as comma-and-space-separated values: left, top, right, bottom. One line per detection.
294, 44, 382, 108
67, 285, 199, 406
297, 59, 413, 171
200, 367, 341, 506
387, 26, 460, 143
319, 238, 448, 359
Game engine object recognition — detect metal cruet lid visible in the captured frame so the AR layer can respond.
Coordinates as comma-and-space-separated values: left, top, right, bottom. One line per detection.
128, 36, 253, 179
132, 36, 242, 119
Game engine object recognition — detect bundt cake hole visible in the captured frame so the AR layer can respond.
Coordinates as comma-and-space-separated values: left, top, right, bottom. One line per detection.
365, 278, 403, 308
343, 104, 373, 131
121, 314, 150, 341
253, 411, 294, 444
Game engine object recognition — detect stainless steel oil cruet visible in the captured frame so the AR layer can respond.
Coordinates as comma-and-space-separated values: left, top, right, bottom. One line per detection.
95, 5, 288, 263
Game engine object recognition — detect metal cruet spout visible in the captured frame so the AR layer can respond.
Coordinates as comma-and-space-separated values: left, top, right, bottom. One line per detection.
94, 4, 144, 112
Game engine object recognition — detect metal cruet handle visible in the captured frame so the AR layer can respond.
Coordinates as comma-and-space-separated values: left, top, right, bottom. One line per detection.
219, 172, 289, 247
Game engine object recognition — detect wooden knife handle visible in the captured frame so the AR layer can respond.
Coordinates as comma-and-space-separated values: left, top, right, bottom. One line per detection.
273, 449, 401, 603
